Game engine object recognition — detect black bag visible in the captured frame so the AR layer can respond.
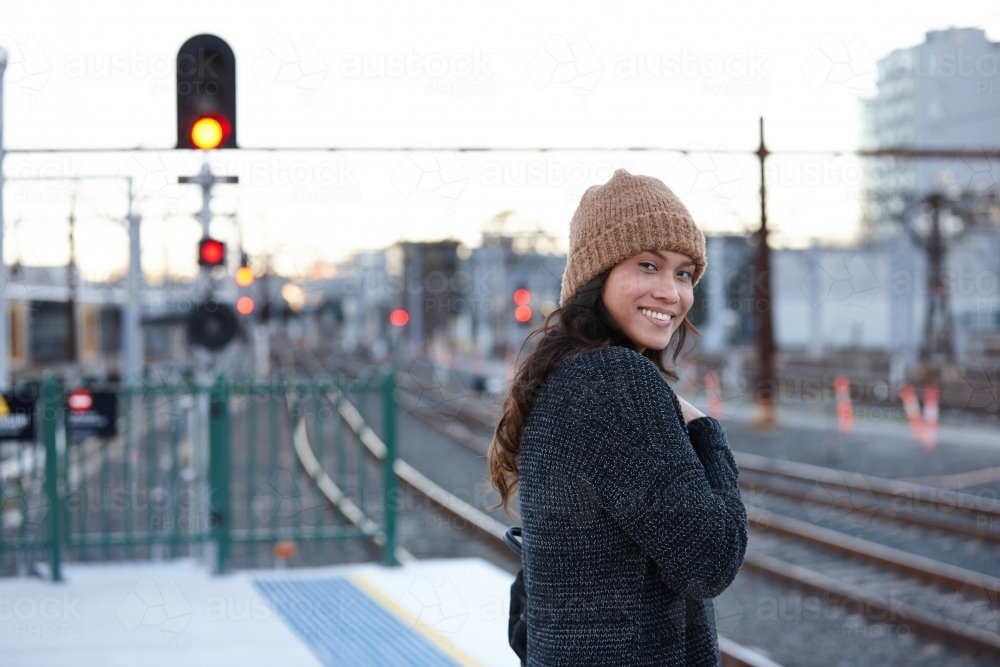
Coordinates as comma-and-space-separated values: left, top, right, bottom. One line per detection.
503, 526, 528, 665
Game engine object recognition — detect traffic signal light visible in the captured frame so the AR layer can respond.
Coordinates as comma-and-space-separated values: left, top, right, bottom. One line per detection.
198, 238, 226, 267
389, 309, 409, 326
234, 255, 256, 316
513, 287, 532, 324
236, 296, 255, 316
235, 265, 254, 287
177, 34, 237, 149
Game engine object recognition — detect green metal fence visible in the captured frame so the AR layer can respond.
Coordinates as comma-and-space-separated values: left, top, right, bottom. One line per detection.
0, 369, 397, 580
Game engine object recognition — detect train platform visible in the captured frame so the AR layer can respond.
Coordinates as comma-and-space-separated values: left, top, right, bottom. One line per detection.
1, 557, 520, 667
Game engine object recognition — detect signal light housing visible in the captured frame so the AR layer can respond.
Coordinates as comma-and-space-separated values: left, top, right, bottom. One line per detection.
187, 299, 238, 350
177, 34, 237, 149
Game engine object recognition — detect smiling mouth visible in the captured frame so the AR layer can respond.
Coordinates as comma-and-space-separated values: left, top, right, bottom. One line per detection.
639, 308, 674, 325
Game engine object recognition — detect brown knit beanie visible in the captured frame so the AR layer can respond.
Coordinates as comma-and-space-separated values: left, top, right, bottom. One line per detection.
559, 168, 707, 308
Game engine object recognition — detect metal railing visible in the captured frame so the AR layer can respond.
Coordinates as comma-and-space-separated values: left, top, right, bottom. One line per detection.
0, 369, 398, 579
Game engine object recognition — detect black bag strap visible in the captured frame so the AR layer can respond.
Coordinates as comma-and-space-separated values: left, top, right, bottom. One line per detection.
505, 525, 527, 665
503, 526, 522, 556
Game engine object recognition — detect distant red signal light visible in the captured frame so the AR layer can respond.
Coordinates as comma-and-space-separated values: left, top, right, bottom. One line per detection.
513, 288, 531, 306
515, 305, 533, 323
389, 309, 409, 327
236, 296, 255, 315
67, 389, 93, 413
199, 238, 225, 266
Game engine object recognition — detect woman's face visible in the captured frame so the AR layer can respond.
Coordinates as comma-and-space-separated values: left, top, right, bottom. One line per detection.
600, 249, 696, 354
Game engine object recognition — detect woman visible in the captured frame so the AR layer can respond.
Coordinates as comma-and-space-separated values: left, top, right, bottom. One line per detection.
488, 169, 748, 666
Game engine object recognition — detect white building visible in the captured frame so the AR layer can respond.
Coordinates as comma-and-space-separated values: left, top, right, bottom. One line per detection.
697, 230, 1000, 367
861, 27, 1000, 241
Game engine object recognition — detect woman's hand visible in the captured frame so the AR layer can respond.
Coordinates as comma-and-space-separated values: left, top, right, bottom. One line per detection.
675, 395, 706, 425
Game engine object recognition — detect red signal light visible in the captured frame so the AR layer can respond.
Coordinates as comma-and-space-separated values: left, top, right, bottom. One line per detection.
389, 309, 409, 327
67, 389, 93, 413
199, 238, 226, 266
236, 296, 255, 315
513, 288, 531, 306
515, 305, 533, 323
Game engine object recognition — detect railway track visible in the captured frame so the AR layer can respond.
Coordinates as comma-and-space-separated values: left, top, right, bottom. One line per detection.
735, 459, 1000, 656
304, 349, 1000, 660
279, 350, 519, 566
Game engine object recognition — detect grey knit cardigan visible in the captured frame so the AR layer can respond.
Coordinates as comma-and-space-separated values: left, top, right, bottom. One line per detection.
518, 344, 748, 666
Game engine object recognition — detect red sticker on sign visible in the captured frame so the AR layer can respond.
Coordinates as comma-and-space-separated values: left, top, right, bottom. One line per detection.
67, 389, 93, 413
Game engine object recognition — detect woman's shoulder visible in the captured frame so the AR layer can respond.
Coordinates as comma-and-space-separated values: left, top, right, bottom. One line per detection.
555, 344, 665, 382
544, 345, 673, 406
553, 343, 636, 369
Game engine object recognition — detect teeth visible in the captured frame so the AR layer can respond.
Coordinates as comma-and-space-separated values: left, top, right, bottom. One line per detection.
641, 308, 673, 322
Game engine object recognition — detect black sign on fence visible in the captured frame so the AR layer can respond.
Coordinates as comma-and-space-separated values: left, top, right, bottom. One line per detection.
0, 394, 36, 441
66, 389, 117, 439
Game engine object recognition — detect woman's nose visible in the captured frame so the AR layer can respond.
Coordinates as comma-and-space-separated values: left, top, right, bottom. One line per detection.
650, 275, 680, 303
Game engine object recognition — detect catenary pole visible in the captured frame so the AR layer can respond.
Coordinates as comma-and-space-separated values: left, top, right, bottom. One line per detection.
752, 117, 777, 428
0, 49, 8, 390
66, 194, 77, 364
124, 177, 142, 383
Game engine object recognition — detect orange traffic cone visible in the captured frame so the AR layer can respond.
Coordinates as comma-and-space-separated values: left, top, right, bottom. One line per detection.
899, 383, 927, 450
921, 383, 939, 450
833, 375, 854, 435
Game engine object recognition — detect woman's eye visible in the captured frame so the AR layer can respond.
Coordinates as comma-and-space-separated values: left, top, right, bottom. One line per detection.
678, 270, 693, 279
639, 262, 656, 270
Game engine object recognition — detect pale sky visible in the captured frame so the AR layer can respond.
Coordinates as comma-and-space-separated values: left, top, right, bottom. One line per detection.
3, 0, 999, 280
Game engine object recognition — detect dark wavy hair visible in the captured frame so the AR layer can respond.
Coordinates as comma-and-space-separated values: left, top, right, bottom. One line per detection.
487, 268, 700, 519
